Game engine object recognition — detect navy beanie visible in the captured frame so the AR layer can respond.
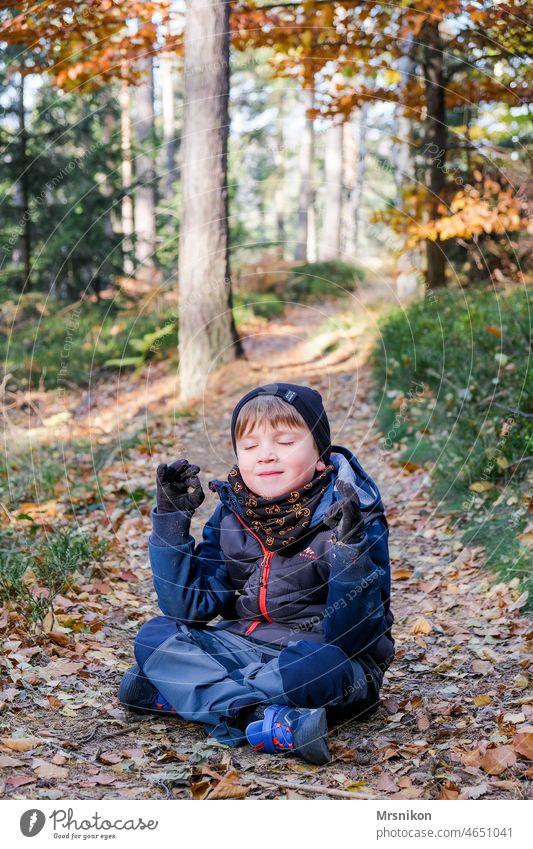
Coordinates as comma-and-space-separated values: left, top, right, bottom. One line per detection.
230, 383, 332, 463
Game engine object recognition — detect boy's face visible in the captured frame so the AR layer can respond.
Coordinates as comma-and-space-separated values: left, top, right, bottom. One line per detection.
235, 422, 327, 499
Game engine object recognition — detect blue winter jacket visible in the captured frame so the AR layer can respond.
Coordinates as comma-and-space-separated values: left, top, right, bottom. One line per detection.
147, 444, 395, 669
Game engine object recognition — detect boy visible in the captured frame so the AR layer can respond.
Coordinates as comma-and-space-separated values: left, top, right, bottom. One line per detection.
118, 382, 394, 765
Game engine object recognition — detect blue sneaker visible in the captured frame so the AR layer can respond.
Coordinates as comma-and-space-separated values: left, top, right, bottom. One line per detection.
118, 664, 177, 717
246, 704, 330, 765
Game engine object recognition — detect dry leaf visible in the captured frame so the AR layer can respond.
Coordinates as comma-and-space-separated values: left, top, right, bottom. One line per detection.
0, 754, 23, 767
375, 773, 399, 793
481, 746, 517, 776
34, 763, 69, 780
469, 482, 494, 493
473, 694, 492, 707
1, 737, 42, 752
41, 659, 85, 677
5, 775, 37, 788
512, 732, 533, 760
411, 616, 433, 635
207, 770, 249, 800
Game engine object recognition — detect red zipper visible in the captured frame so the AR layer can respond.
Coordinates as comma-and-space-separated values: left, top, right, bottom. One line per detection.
234, 513, 274, 627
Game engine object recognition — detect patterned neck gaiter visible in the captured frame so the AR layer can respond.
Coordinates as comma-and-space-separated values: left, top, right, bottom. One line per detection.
226, 463, 335, 551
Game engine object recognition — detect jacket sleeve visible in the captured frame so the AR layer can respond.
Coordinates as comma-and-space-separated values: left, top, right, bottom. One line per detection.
148, 503, 236, 624
323, 531, 392, 661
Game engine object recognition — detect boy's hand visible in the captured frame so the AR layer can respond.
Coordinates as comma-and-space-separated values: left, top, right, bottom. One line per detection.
323, 480, 365, 544
156, 459, 205, 515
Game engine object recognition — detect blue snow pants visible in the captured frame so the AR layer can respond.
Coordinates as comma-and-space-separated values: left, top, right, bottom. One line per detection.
133, 616, 384, 746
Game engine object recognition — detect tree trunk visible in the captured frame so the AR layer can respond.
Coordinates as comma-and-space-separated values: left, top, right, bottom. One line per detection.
120, 66, 134, 276
295, 87, 314, 262
178, 0, 242, 404
393, 38, 423, 300
134, 54, 157, 277
322, 122, 344, 260
353, 104, 368, 249
274, 95, 285, 259
161, 49, 177, 201
421, 20, 448, 288
13, 70, 31, 290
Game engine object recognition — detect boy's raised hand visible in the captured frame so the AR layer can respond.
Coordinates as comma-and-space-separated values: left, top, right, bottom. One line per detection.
156, 459, 205, 515
323, 480, 365, 544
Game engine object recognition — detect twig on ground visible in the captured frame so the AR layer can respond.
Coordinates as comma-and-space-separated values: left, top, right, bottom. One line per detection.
242, 774, 369, 799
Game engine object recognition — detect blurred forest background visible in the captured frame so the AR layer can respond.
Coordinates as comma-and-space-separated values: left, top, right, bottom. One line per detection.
1, 0, 531, 618
0, 0, 532, 801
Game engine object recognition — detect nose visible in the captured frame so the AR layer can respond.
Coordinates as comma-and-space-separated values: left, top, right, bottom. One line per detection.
258, 445, 277, 463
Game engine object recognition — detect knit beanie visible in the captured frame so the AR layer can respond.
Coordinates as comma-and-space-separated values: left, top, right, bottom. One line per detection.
230, 382, 332, 464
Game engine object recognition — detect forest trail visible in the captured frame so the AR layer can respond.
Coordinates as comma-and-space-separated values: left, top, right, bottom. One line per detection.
3, 280, 532, 801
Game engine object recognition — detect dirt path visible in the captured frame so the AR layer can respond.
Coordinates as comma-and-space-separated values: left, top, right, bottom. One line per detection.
2, 286, 532, 800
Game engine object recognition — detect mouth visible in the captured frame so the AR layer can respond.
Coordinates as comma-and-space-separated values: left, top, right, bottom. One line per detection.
257, 471, 283, 477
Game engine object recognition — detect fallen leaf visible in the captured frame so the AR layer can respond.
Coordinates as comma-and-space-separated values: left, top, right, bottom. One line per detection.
472, 660, 491, 674
34, 763, 69, 780
207, 769, 249, 800
1, 737, 42, 752
512, 732, 533, 760
481, 746, 517, 776
0, 754, 23, 767
503, 713, 525, 724
5, 775, 37, 788
411, 616, 433, 635
41, 659, 85, 677
459, 781, 489, 799
392, 569, 413, 580
473, 694, 492, 707
469, 482, 494, 493
375, 773, 399, 793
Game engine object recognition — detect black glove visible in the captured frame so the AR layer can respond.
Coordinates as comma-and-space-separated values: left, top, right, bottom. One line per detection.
156, 459, 205, 516
323, 480, 365, 544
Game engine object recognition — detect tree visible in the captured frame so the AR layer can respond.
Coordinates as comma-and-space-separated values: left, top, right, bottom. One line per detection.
295, 87, 315, 261
178, 0, 242, 404
133, 53, 158, 277
233, 1, 533, 288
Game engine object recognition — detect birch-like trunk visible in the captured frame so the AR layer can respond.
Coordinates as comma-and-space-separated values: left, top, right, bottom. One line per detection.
134, 55, 157, 277
322, 122, 344, 260
178, 0, 242, 404
295, 87, 314, 262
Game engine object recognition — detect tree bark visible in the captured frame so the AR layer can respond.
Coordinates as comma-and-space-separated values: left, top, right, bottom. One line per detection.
161, 49, 177, 201
134, 54, 157, 277
393, 37, 423, 300
295, 87, 315, 262
274, 94, 285, 259
421, 20, 448, 288
13, 70, 31, 290
352, 104, 368, 250
322, 122, 344, 260
178, 0, 242, 404
120, 65, 134, 276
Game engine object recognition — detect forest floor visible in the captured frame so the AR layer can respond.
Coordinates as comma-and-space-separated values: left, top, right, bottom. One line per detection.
1, 280, 532, 800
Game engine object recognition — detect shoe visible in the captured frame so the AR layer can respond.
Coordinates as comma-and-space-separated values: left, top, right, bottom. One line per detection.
118, 664, 177, 717
245, 704, 330, 765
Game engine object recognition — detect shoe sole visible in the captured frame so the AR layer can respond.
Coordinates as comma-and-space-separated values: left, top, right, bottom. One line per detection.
292, 707, 331, 765
118, 664, 177, 718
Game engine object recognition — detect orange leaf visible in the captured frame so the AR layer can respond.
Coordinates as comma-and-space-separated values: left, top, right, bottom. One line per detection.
411, 616, 432, 635
481, 746, 517, 776
512, 732, 533, 760
1, 737, 42, 752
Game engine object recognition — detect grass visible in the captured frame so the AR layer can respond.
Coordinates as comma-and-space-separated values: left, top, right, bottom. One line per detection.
284, 260, 365, 303
0, 294, 180, 390
0, 524, 108, 631
371, 284, 532, 605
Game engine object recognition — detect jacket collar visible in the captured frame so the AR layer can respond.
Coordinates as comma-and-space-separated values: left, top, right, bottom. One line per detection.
208, 444, 382, 530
